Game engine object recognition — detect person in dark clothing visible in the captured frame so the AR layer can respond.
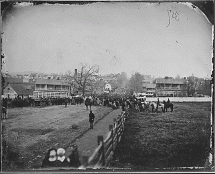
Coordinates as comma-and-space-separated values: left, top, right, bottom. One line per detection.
138, 100, 143, 112
112, 101, 117, 110
121, 102, 125, 111
65, 98, 67, 108
55, 148, 70, 167
106, 99, 110, 107
167, 98, 170, 104
68, 144, 81, 167
71, 97, 75, 105
115, 100, 119, 109
89, 110, 95, 129
42, 148, 58, 168
156, 98, 160, 111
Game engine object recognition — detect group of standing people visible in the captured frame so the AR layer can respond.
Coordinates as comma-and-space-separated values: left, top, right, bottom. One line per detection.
87, 96, 130, 129
42, 145, 81, 168
156, 98, 170, 109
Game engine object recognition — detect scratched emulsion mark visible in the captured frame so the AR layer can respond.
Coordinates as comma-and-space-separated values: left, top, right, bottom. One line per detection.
166, 9, 179, 28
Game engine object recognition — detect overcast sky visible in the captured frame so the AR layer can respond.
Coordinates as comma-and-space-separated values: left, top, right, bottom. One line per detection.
2, 2, 213, 78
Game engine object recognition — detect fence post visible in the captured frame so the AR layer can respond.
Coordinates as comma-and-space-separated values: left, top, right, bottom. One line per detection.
116, 121, 119, 145
117, 115, 120, 123
113, 118, 117, 128
119, 115, 122, 141
97, 135, 103, 145
109, 125, 113, 151
118, 115, 122, 130
98, 135, 105, 166
82, 156, 89, 168
122, 113, 125, 131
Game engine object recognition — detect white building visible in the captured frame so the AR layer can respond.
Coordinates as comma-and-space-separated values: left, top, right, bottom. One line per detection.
33, 79, 71, 98
105, 84, 112, 91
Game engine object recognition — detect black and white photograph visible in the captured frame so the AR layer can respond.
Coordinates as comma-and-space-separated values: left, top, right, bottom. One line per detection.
1, 1, 214, 172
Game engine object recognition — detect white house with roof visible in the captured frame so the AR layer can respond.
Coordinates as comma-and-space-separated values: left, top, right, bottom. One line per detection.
105, 84, 112, 91
33, 79, 71, 98
2, 82, 35, 99
155, 78, 186, 97
142, 83, 156, 97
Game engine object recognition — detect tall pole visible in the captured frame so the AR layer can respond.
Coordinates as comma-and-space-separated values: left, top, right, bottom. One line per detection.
98, 65, 100, 77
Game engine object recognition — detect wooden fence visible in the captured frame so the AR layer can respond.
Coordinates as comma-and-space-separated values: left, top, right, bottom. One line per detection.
80, 110, 129, 169
146, 97, 212, 102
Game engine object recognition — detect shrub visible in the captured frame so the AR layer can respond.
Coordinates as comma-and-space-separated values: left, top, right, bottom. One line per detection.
72, 124, 78, 129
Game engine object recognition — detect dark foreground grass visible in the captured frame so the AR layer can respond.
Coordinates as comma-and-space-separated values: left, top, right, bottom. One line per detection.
109, 102, 211, 170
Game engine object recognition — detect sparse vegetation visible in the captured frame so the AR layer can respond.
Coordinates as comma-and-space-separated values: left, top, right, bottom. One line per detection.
71, 124, 78, 130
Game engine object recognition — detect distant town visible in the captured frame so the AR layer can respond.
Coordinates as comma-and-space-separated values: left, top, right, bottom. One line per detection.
1, 69, 212, 99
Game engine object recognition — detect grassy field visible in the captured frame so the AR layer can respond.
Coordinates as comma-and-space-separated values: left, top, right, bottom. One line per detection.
109, 102, 211, 170
2, 104, 112, 170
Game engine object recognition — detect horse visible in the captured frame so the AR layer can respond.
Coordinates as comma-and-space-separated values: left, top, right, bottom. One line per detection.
85, 98, 92, 110
136, 99, 148, 112
163, 101, 174, 112
132, 98, 138, 109
126, 100, 132, 109
142, 101, 151, 112
2, 106, 7, 119
150, 102, 164, 113
111, 102, 117, 110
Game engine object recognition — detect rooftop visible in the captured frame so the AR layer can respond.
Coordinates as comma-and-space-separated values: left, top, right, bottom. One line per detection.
4, 77, 24, 84
143, 83, 156, 88
156, 78, 185, 84
9, 83, 35, 96
35, 79, 70, 86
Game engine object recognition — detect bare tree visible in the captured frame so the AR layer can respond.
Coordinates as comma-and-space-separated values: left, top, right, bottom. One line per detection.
175, 75, 181, 79
64, 70, 74, 82
73, 64, 99, 96
116, 72, 128, 88
185, 76, 207, 97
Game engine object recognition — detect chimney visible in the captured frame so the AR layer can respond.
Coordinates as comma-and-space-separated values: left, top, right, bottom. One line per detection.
75, 69, 77, 78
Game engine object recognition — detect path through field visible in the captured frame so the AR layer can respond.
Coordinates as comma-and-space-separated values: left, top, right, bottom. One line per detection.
74, 109, 122, 158
2, 104, 113, 170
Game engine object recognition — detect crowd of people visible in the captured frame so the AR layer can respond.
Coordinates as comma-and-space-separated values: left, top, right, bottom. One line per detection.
1, 94, 172, 115
1, 94, 130, 109
1, 95, 86, 108
1, 96, 69, 108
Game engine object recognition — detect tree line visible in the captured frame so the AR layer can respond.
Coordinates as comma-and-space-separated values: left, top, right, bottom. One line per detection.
1, 63, 212, 98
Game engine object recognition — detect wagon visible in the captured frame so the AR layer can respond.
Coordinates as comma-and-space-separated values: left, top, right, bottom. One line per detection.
136, 96, 146, 103
33, 98, 46, 107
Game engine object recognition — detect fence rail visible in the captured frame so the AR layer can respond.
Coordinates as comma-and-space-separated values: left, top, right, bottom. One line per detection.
146, 97, 211, 102
80, 110, 128, 169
